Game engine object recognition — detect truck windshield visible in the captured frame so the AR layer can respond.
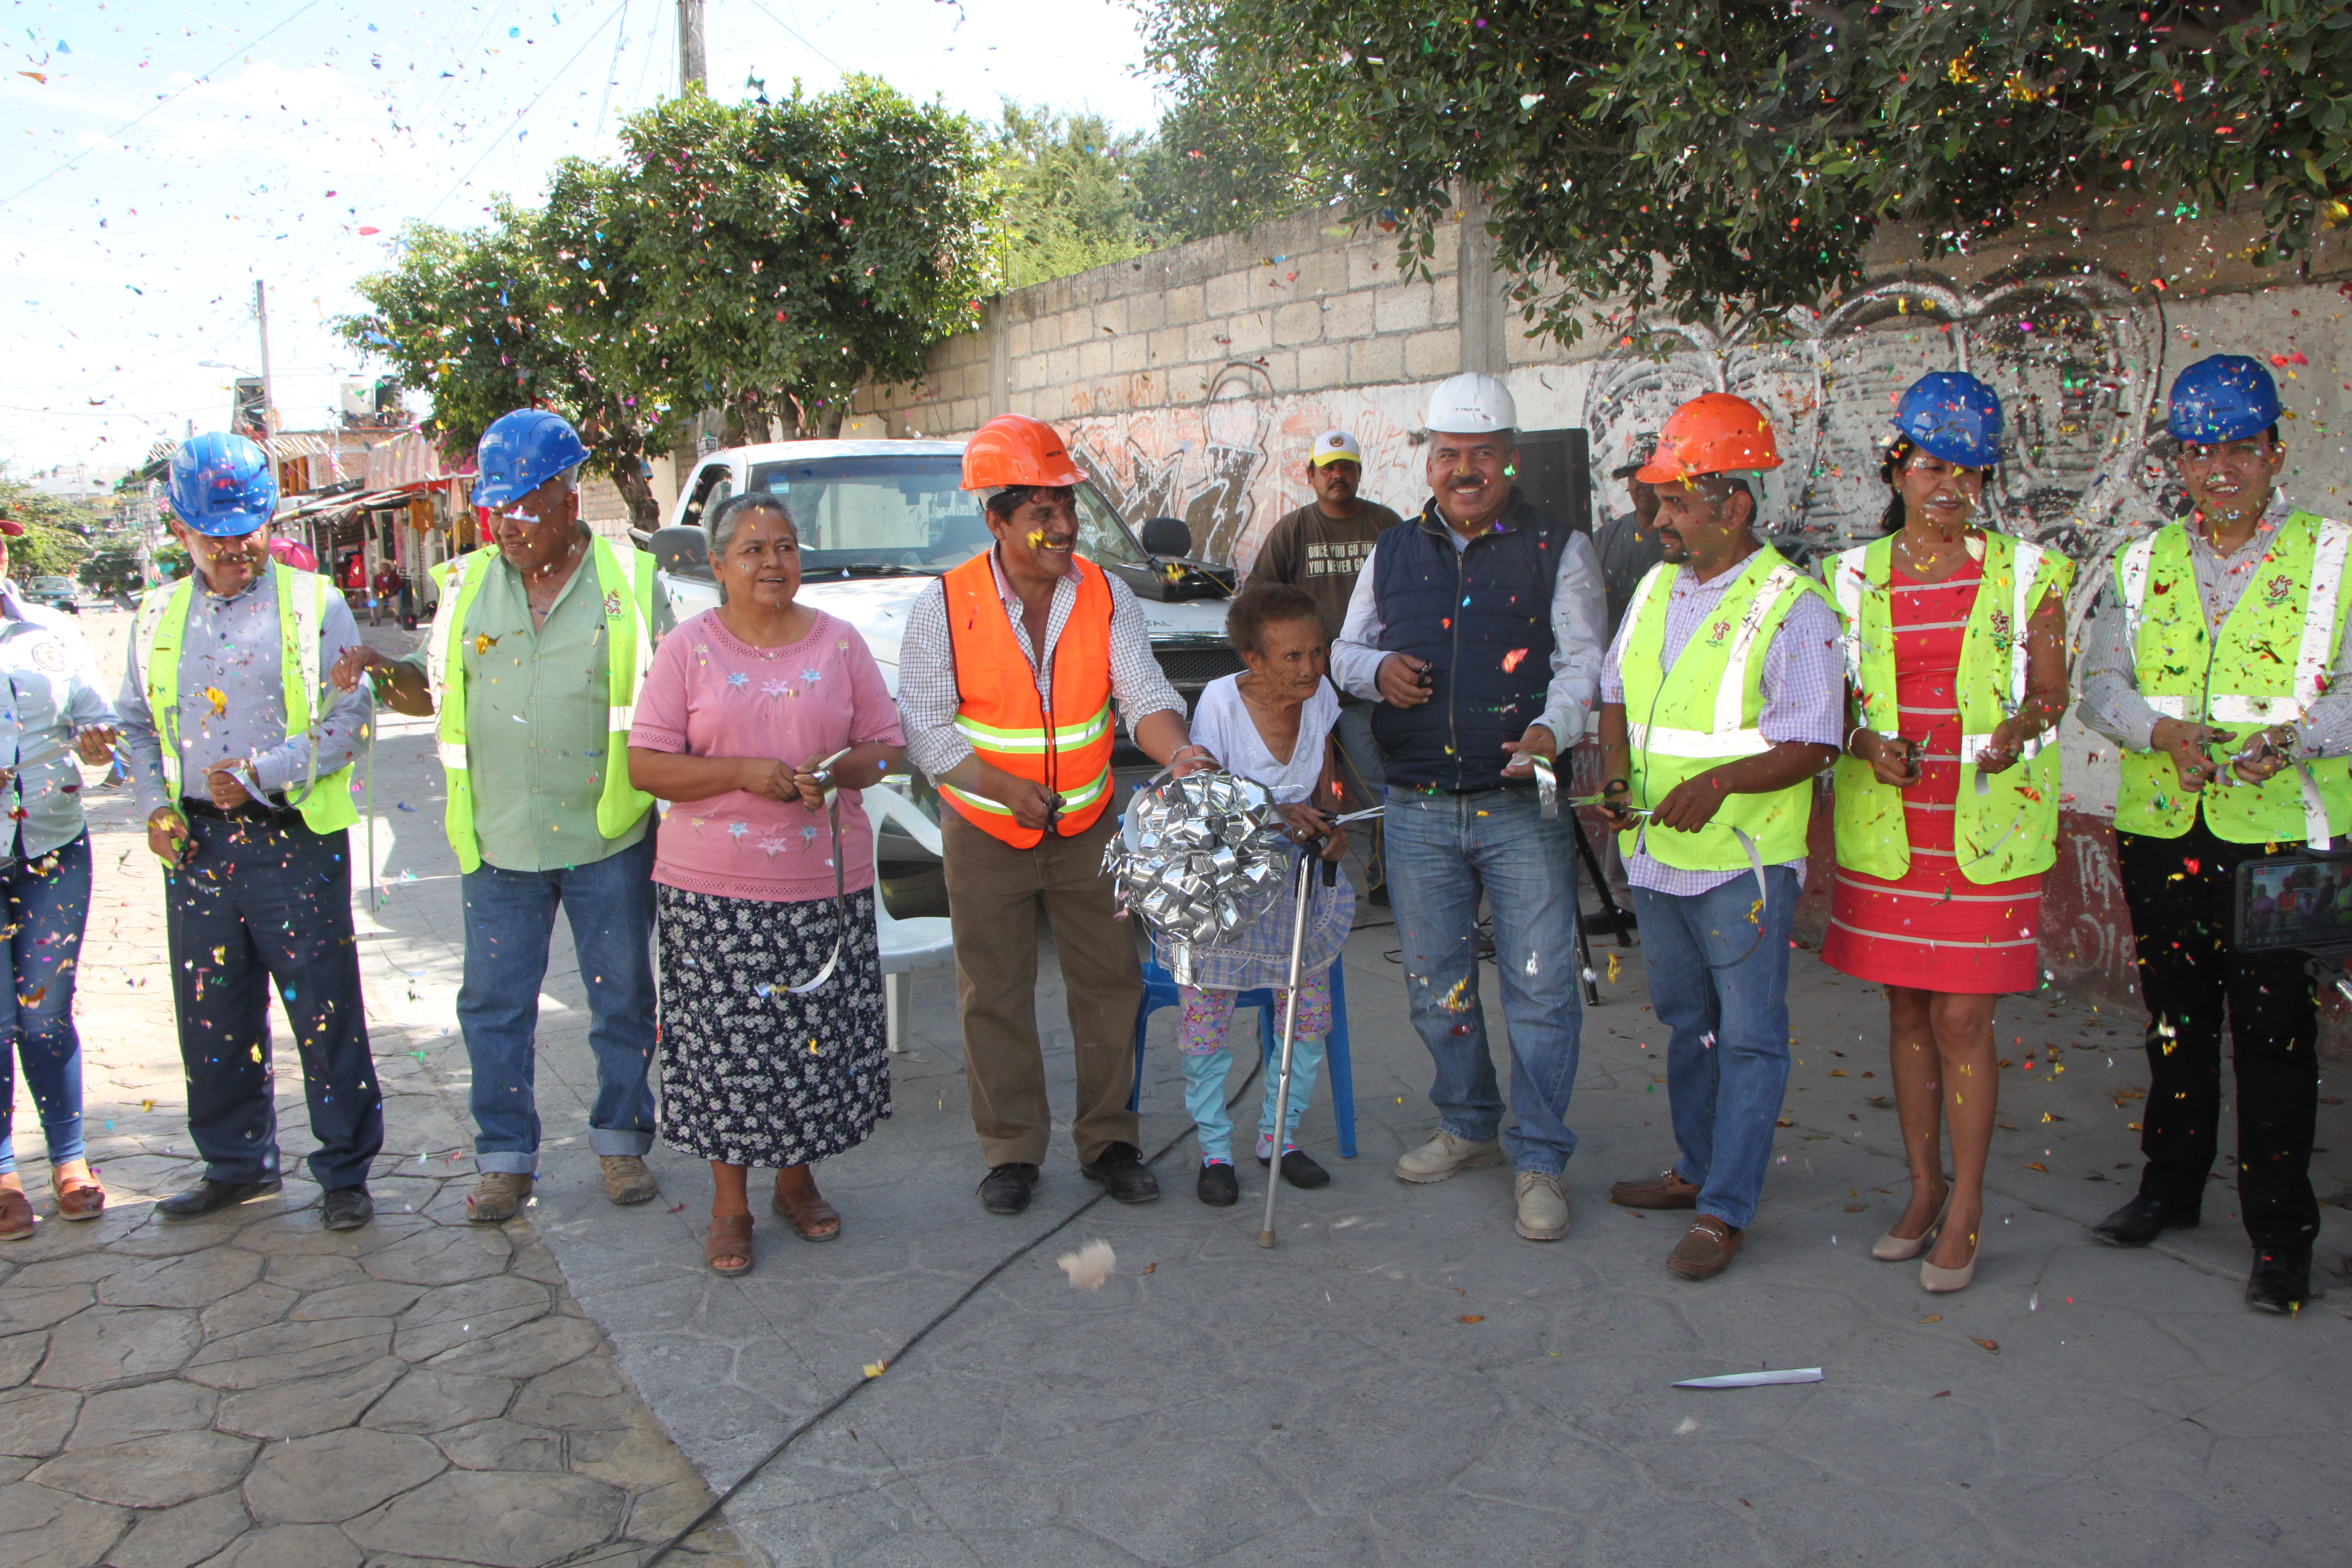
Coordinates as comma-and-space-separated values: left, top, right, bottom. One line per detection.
742, 454, 1144, 574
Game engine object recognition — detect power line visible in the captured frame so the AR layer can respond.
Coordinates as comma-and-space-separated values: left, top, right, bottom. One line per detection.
0, 0, 330, 207
417, 1, 630, 224
736, 0, 846, 74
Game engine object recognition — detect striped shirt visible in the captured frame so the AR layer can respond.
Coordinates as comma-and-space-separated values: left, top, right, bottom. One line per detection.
1600, 553, 1845, 896
897, 547, 1184, 782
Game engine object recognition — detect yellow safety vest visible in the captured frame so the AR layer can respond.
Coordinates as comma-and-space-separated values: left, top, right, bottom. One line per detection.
134, 563, 359, 835
1618, 547, 1828, 872
1828, 531, 2073, 883
2112, 510, 2352, 845
425, 536, 657, 873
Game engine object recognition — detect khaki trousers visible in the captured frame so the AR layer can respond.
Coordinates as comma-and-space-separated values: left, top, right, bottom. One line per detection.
941, 804, 1142, 1167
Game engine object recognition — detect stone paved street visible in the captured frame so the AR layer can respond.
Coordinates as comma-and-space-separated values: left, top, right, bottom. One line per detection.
0, 608, 753, 1568
5, 608, 2350, 1568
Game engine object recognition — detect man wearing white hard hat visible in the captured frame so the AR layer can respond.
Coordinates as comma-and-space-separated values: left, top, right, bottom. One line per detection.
1332, 372, 1607, 1243
1245, 428, 1404, 901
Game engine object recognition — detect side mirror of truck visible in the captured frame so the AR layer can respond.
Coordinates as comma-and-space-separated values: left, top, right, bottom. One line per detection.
648, 525, 714, 582
1139, 516, 1193, 559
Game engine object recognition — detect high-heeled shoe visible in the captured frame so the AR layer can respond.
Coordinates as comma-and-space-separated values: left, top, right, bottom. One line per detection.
1920, 1225, 1979, 1293
1871, 1189, 1950, 1262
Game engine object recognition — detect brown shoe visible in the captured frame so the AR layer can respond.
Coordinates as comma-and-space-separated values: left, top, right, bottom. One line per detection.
704, 1213, 754, 1275
772, 1165, 841, 1242
0, 1185, 32, 1242
600, 1155, 659, 1206
52, 1166, 105, 1223
1666, 1215, 1744, 1280
466, 1172, 535, 1224
1611, 1169, 1701, 1209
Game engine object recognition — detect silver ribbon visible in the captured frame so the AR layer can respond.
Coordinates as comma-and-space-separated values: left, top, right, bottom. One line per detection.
779, 748, 854, 996
1529, 753, 1558, 819
1102, 767, 1292, 956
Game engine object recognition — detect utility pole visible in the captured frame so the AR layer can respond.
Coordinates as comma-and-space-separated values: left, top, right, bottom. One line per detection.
253, 279, 277, 436
677, 0, 706, 94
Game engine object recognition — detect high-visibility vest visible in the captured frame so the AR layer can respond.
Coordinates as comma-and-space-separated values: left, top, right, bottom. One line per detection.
134, 563, 359, 835
1829, 531, 2074, 883
425, 536, 657, 874
938, 551, 1116, 848
1618, 547, 1827, 871
2111, 511, 2352, 845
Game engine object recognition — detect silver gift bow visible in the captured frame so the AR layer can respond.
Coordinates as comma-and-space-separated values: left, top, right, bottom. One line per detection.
1102, 767, 1293, 957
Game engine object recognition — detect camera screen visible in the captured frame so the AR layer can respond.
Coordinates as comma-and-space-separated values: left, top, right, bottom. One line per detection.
2235, 854, 2352, 951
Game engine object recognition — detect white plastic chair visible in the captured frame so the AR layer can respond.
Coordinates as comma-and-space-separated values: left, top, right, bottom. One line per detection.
865, 782, 956, 1053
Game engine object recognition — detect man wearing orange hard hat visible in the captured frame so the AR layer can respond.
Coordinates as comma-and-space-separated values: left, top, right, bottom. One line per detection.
897, 414, 1212, 1216
1594, 392, 1844, 1282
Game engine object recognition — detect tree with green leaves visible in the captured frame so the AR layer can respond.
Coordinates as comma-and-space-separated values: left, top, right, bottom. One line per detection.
1139, 0, 2352, 342
989, 103, 1156, 288
342, 79, 993, 524
0, 476, 98, 581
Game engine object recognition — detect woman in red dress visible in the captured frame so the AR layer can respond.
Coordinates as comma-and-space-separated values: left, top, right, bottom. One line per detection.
1821, 373, 2072, 1294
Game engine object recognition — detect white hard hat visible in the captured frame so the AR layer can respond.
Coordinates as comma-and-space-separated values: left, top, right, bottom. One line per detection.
1422, 373, 1517, 435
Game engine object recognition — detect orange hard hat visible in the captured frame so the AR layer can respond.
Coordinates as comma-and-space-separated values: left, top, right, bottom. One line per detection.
960, 414, 1088, 491
1635, 392, 1783, 485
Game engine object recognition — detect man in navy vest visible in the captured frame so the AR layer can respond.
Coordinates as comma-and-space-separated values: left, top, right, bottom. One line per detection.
1333, 373, 1607, 1242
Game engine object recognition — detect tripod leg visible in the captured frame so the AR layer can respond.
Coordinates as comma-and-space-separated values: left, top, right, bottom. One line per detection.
1568, 812, 1632, 948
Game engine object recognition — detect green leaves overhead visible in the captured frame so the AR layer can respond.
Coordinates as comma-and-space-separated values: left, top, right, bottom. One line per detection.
338, 79, 992, 520
1137, 0, 2352, 342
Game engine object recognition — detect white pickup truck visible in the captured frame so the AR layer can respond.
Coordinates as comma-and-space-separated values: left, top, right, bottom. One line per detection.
636, 439, 1245, 871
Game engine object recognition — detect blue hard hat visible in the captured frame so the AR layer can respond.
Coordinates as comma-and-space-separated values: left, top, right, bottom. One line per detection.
1893, 372, 2003, 468
167, 432, 277, 537
2167, 354, 2280, 446
473, 408, 590, 509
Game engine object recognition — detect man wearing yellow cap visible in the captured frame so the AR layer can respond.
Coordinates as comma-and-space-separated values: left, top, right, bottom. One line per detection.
1245, 428, 1403, 898
897, 414, 1210, 1217
1597, 393, 1843, 1281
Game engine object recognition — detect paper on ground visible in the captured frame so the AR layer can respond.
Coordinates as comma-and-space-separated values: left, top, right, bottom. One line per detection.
1672, 1368, 1824, 1389
1057, 1239, 1116, 1290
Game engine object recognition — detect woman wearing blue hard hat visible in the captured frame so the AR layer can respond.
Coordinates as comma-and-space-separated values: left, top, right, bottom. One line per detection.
2076, 353, 2338, 1315
1821, 371, 2074, 1295
115, 431, 384, 1230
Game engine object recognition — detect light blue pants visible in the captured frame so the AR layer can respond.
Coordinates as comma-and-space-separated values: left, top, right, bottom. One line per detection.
1180, 1035, 1327, 1165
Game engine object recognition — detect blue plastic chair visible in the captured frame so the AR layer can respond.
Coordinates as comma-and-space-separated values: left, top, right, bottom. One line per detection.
1128, 955, 1357, 1158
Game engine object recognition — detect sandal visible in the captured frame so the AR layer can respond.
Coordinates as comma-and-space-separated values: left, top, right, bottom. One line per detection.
772, 1168, 841, 1242
0, 1186, 32, 1242
52, 1167, 105, 1223
704, 1213, 754, 1275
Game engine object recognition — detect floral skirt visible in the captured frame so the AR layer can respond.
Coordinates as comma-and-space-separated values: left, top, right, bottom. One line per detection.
654, 884, 890, 1168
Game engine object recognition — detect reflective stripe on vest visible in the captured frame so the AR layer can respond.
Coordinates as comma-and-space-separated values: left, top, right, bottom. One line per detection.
2114, 513, 2352, 846
428, 537, 658, 873
135, 563, 358, 835
938, 552, 1118, 848
1827, 532, 2072, 883
1618, 549, 1822, 872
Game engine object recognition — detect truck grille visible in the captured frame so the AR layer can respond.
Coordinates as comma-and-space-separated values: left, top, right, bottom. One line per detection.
1155, 644, 1245, 691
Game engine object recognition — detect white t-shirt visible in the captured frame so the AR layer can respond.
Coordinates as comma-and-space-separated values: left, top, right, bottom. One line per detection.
1191, 673, 1339, 804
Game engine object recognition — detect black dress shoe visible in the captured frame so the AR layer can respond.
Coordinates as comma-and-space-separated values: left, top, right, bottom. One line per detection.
1079, 1142, 1161, 1204
155, 1178, 282, 1219
2246, 1249, 2313, 1315
977, 1163, 1039, 1215
2092, 1193, 2201, 1248
1196, 1162, 1239, 1207
321, 1185, 374, 1231
1580, 906, 1636, 936
1275, 1149, 1330, 1189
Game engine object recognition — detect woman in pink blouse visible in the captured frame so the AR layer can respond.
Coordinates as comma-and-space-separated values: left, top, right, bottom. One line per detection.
628, 494, 905, 1275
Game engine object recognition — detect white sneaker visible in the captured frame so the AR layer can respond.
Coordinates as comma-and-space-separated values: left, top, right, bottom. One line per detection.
1514, 1170, 1571, 1241
1394, 1128, 1506, 1184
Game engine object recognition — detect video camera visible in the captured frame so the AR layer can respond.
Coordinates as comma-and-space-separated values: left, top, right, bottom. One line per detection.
2234, 843, 2352, 1002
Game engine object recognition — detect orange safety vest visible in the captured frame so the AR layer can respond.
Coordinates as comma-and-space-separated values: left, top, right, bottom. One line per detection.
940, 552, 1119, 848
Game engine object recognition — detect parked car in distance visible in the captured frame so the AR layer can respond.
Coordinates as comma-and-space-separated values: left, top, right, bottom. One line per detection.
25, 576, 80, 615
638, 439, 1246, 877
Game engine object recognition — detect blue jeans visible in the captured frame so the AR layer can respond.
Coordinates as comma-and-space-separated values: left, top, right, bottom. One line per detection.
1630, 867, 1800, 1231
458, 836, 658, 1174
0, 834, 91, 1176
1384, 784, 1584, 1173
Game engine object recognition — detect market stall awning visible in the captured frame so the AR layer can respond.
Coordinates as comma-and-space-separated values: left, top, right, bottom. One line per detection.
363, 430, 475, 490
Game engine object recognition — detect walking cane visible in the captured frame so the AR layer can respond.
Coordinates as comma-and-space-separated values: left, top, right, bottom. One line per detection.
1258, 832, 1334, 1249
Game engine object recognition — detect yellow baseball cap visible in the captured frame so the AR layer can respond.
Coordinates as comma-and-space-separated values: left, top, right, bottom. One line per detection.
1310, 429, 1363, 467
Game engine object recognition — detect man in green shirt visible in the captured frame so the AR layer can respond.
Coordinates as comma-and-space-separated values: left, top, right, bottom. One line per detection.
336, 410, 663, 1223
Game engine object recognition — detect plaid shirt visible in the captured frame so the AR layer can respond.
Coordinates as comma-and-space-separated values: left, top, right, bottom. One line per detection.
897, 548, 1185, 781
1600, 557, 1845, 896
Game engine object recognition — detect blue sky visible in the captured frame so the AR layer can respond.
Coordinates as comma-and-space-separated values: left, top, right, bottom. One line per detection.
0, 0, 1162, 471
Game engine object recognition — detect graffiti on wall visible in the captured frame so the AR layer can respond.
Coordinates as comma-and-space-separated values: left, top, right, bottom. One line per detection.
1580, 260, 2177, 584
